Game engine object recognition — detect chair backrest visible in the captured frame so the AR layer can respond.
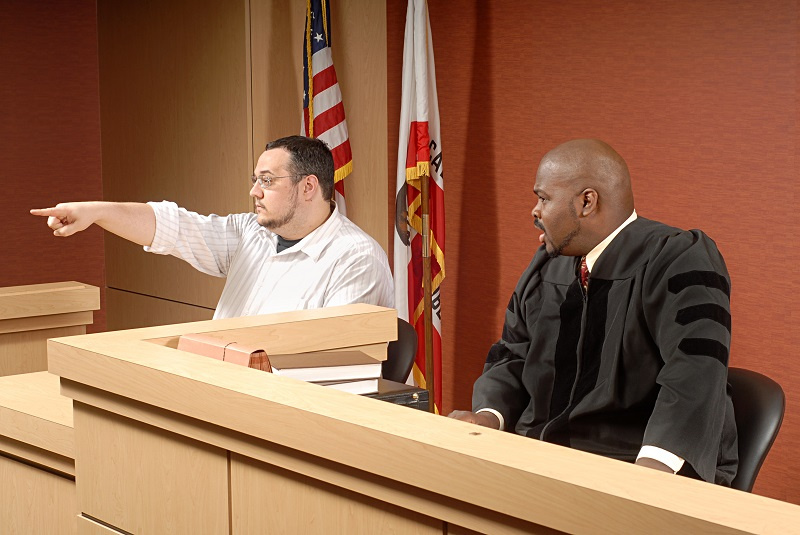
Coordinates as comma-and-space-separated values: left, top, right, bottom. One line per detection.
728, 367, 785, 492
381, 318, 417, 383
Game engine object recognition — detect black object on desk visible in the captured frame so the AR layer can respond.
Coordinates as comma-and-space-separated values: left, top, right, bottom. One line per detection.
367, 378, 429, 412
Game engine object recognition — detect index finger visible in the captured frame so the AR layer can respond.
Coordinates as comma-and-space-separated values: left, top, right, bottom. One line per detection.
30, 207, 61, 217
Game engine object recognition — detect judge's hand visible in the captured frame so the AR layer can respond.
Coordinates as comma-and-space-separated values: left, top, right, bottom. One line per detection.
447, 410, 501, 429
31, 203, 96, 237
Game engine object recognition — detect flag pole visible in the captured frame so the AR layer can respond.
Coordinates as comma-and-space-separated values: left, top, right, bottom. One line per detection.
420, 170, 435, 413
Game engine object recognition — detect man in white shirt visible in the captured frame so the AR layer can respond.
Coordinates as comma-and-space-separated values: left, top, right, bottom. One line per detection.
32, 136, 394, 318
448, 139, 737, 486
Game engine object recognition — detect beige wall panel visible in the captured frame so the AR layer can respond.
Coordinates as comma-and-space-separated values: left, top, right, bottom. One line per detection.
105, 288, 213, 332
250, 0, 389, 251
0, 326, 84, 376
0, 456, 76, 535
74, 403, 228, 534
231, 453, 441, 534
332, 0, 389, 251
99, 0, 252, 307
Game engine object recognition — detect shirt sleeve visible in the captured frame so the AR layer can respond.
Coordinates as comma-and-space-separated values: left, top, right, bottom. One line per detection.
641, 230, 735, 483
637, 446, 685, 473
144, 201, 245, 278
476, 408, 506, 431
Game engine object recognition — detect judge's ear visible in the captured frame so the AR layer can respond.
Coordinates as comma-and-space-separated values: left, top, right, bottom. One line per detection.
301, 174, 320, 200
579, 188, 598, 217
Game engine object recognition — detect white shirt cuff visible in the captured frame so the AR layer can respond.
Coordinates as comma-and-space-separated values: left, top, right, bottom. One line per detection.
637, 445, 685, 473
476, 408, 505, 431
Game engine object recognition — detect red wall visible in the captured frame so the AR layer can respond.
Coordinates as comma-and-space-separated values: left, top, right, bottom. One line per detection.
388, 0, 799, 502
1, 1, 105, 331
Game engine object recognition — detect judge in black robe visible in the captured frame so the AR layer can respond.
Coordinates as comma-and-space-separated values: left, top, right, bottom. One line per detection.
449, 139, 737, 486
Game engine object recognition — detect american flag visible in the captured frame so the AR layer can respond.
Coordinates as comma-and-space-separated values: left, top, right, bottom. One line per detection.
302, 0, 352, 214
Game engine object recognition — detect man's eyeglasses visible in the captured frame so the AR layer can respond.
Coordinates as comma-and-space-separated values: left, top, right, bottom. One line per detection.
250, 174, 303, 189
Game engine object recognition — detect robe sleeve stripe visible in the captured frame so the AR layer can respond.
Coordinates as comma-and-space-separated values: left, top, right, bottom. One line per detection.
667, 270, 730, 297
485, 342, 512, 365
678, 338, 729, 366
675, 303, 732, 332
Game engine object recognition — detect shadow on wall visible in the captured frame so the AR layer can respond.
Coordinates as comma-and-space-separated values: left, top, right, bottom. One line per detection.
451, 2, 500, 411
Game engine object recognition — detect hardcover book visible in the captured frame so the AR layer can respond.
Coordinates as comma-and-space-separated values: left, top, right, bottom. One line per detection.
176, 333, 271, 371
267, 351, 381, 383
177, 334, 381, 385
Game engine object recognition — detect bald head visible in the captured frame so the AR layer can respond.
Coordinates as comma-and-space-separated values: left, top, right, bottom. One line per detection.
532, 139, 635, 257
539, 139, 634, 216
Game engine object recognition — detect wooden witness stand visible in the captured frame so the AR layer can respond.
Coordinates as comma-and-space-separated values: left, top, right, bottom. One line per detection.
13, 303, 795, 534
0, 282, 97, 534
0, 281, 99, 377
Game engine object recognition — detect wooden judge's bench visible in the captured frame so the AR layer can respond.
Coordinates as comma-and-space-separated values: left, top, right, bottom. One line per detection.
1, 295, 800, 534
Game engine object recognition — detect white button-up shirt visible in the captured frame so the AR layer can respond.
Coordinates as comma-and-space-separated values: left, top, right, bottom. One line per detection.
145, 201, 394, 318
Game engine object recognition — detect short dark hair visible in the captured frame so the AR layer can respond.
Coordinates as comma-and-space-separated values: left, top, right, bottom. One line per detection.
265, 136, 335, 201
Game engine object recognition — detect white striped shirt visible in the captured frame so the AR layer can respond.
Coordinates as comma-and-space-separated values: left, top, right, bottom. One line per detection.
145, 201, 394, 319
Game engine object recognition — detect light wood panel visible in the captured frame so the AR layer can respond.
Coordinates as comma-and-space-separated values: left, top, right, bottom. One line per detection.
0, 372, 76, 534
141, 302, 394, 360
250, 0, 389, 250
231, 453, 441, 534
59, 377, 550, 534
0, 282, 100, 321
0, 456, 76, 535
77, 515, 126, 535
0, 372, 74, 475
47, 307, 800, 535
105, 288, 214, 331
0, 312, 93, 337
74, 402, 228, 534
99, 0, 250, 309
0, 326, 85, 377
0, 281, 99, 376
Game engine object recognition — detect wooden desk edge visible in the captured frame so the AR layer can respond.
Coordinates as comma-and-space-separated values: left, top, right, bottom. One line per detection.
48, 327, 800, 535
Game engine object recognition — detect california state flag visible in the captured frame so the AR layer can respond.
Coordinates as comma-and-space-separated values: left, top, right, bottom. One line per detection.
393, 0, 445, 413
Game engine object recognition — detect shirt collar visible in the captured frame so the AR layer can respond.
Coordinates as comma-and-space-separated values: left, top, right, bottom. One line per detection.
274, 203, 342, 261
584, 210, 637, 272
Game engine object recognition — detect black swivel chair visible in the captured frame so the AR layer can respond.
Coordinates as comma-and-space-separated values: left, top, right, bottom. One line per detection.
381, 318, 418, 383
728, 367, 785, 492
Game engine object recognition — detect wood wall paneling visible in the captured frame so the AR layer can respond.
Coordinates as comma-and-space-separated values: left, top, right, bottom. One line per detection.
101, 0, 389, 328
250, 0, 389, 251
105, 288, 213, 331
98, 0, 251, 311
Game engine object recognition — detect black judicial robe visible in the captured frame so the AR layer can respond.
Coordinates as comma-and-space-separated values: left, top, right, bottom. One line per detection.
473, 217, 738, 485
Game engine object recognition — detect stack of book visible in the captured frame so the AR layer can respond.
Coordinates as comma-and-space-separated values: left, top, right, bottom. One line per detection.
268, 350, 381, 394
177, 333, 382, 395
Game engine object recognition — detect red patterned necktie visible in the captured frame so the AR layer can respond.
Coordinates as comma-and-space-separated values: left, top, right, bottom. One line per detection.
579, 256, 589, 293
